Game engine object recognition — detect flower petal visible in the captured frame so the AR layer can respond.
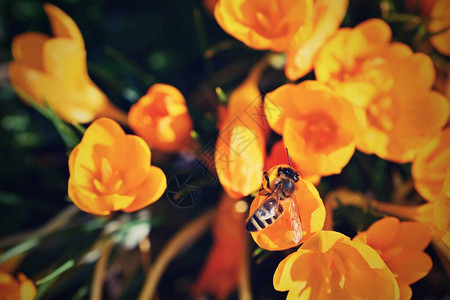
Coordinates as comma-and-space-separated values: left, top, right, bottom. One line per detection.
44, 3, 84, 47
11, 33, 49, 71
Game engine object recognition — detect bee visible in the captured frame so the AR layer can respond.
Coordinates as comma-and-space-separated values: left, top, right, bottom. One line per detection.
245, 149, 303, 243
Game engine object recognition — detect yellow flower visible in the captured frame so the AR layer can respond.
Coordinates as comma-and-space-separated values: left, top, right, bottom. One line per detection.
248, 165, 325, 250
354, 217, 432, 300
128, 84, 193, 152
315, 19, 449, 162
273, 231, 399, 299
429, 0, 450, 56
215, 63, 267, 199
214, 0, 348, 80
9, 4, 126, 124
0, 272, 36, 300
265, 80, 363, 178
68, 118, 166, 215
412, 128, 450, 202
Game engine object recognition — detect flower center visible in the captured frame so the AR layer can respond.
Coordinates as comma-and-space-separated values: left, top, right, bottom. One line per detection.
303, 113, 337, 153
366, 94, 395, 132
93, 158, 123, 194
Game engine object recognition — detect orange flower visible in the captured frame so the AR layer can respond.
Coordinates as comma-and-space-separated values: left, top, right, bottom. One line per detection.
412, 128, 450, 202
214, 0, 313, 52
354, 217, 432, 300
265, 80, 362, 178
68, 118, 166, 215
215, 63, 267, 199
192, 193, 246, 298
274, 231, 399, 299
429, 0, 450, 56
128, 84, 193, 152
248, 164, 325, 250
315, 19, 449, 162
9, 4, 126, 124
0, 272, 36, 300
285, 0, 349, 80
214, 0, 348, 80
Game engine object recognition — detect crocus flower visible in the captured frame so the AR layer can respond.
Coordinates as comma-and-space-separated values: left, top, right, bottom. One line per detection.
412, 128, 450, 202
429, 0, 450, 56
215, 63, 267, 199
248, 164, 325, 250
128, 84, 193, 152
315, 19, 449, 163
9, 4, 126, 124
214, 0, 348, 80
192, 193, 246, 298
265, 80, 362, 178
354, 217, 432, 300
0, 272, 36, 300
68, 118, 167, 215
274, 231, 399, 299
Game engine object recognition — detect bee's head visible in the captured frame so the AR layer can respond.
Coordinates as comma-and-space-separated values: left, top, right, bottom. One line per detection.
277, 167, 299, 182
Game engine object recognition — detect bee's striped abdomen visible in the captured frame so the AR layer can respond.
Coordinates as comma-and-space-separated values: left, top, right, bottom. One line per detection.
246, 199, 283, 232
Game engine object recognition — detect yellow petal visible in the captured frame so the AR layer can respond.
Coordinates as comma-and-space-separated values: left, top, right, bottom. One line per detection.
44, 3, 84, 47
365, 217, 400, 250
42, 38, 86, 90
11, 32, 49, 71
122, 166, 167, 212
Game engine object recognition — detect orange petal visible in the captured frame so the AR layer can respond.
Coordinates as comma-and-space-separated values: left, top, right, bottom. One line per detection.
390, 221, 432, 251
122, 166, 167, 212
285, 0, 348, 80
391, 53, 435, 101
385, 249, 432, 285
354, 18, 392, 44
264, 83, 301, 134
398, 282, 412, 300
11, 32, 49, 71
365, 217, 400, 250
44, 3, 84, 47
429, 0, 450, 56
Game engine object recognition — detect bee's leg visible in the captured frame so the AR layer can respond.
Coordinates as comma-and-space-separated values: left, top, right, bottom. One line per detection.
264, 171, 270, 190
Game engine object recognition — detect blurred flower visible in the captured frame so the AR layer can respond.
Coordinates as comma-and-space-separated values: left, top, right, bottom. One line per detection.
9, 3, 126, 124
192, 193, 246, 298
215, 63, 267, 199
214, 0, 348, 80
273, 231, 399, 299
315, 19, 449, 162
285, 0, 349, 80
265, 80, 362, 177
354, 217, 432, 300
128, 84, 193, 152
412, 128, 450, 202
248, 164, 325, 250
203, 0, 219, 15
429, 0, 450, 56
327, 188, 450, 249
0, 272, 36, 300
68, 118, 166, 215
405, 0, 437, 16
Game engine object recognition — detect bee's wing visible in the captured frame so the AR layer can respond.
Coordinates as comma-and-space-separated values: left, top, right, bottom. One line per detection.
246, 184, 282, 232
287, 193, 303, 243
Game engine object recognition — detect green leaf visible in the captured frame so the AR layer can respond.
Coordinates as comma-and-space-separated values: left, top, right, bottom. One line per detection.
36, 259, 76, 285
0, 237, 39, 263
